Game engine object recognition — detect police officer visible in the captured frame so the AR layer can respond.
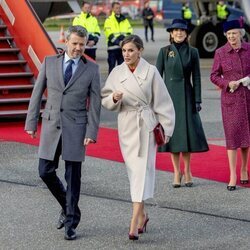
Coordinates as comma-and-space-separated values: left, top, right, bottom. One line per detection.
73, 1, 101, 60
216, 1, 230, 22
104, 1, 133, 74
181, 2, 194, 33
182, 2, 192, 23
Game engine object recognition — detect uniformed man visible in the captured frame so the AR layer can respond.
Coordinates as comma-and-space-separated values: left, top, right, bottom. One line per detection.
73, 1, 101, 60
181, 2, 194, 33
216, 1, 230, 22
104, 1, 133, 73
182, 2, 192, 24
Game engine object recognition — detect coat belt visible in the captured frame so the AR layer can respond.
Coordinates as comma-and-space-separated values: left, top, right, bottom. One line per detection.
121, 105, 157, 156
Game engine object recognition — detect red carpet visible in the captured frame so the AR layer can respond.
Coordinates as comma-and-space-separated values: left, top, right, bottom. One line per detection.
0, 122, 249, 186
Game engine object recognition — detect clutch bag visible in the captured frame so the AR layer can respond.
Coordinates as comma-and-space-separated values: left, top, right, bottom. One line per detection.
153, 123, 165, 146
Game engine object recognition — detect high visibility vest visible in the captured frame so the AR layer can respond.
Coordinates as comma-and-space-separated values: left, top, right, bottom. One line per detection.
73, 12, 101, 48
104, 12, 133, 49
182, 6, 192, 20
217, 4, 228, 20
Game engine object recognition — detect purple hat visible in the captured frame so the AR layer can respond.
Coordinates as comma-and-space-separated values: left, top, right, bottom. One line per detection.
223, 19, 243, 33
167, 19, 188, 32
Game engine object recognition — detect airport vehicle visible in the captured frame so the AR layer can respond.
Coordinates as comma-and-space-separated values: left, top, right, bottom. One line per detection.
29, 0, 159, 21
30, 0, 81, 22
162, 0, 250, 57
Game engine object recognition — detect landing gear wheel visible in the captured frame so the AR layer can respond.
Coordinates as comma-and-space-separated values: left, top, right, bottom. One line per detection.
190, 23, 226, 58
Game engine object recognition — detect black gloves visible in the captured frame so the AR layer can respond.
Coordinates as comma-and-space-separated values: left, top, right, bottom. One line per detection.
196, 103, 202, 112
114, 35, 125, 46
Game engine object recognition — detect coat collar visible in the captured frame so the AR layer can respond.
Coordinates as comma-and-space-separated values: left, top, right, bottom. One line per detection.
225, 41, 248, 53
119, 58, 149, 103
56, 52, 88, 89
169, 44, 184, 76
80, 12, 91, 19
56, 55, 65, 89
119, 57, 150, 82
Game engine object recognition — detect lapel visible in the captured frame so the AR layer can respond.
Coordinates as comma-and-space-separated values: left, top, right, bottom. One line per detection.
55, 55, 65, 89
169, 44, 184, 77
178, 43, 191, 70
119, 58, 149, 103
64, 56, 88, 90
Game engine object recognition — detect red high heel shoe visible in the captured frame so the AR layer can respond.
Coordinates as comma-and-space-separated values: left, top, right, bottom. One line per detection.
128, 233, 139, 240
138, 214, 149, 234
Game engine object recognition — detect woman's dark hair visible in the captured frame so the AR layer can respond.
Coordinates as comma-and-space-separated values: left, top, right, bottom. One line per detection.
121, 35, 144, 50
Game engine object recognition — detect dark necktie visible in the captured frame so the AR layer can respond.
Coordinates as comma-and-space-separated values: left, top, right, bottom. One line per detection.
64, 59, 74, 85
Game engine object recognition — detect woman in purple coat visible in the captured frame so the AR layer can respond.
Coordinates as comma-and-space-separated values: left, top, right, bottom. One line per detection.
210, 19, 250, 191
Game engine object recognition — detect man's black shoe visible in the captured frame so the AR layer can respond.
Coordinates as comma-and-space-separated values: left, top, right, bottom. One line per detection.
57, 210, 66, 230
64, 227, 76, 240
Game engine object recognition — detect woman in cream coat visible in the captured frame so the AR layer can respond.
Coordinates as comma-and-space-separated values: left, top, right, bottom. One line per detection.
101, 35, 175, 240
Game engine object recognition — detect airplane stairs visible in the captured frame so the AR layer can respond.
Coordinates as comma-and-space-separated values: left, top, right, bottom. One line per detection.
0, 0, 57, 118
0, 22, 37, 117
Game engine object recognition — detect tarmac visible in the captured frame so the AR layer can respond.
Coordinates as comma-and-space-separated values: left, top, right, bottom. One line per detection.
0, 27, 250, 249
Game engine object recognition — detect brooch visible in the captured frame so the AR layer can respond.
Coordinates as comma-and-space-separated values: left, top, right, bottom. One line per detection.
168, 51, 175, 58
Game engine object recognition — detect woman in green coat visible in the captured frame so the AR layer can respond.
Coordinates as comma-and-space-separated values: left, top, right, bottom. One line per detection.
156, 19, 209, 188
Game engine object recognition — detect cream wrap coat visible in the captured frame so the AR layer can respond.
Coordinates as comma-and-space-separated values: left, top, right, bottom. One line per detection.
101, 58, 175, 202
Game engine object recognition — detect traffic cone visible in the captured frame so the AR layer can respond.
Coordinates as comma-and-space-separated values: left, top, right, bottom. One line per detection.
58, 26, 65, 43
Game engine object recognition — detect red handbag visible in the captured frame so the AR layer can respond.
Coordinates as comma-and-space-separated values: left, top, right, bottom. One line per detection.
153, 123, 165, 146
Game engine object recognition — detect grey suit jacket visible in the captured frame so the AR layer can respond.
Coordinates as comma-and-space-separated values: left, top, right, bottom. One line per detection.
25, 53, 101, 161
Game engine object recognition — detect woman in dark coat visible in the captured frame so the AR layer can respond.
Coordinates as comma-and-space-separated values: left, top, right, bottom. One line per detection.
210, 19, 250, 191
156, 19, 209, 188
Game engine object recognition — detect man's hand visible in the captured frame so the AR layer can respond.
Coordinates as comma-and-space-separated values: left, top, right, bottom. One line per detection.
26, 130, 37, 138
84, 138, 95, 146
87, 40, 95, 47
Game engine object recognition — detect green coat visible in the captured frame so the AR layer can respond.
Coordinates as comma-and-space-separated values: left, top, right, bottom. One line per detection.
156, 43, 208, 153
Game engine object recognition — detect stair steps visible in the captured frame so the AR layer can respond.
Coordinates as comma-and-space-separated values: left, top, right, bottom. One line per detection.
0, 109, 29, 116
0, 60, 27, 65
0, 97, 46, 103
0, 72, 34, 78
0, 48, 20, 53
0, 19, 44, 117
0, 84, 33, 90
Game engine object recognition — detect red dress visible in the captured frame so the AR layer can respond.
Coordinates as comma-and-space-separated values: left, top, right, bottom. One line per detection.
210, 42, 250, 149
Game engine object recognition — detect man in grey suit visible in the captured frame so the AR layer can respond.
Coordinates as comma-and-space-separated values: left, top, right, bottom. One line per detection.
25, 25, 101, 240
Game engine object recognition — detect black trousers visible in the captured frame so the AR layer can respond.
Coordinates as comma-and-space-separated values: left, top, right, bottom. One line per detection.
39, 139, 82, 229
107, 49, 124, 74
144, 20, 154, 41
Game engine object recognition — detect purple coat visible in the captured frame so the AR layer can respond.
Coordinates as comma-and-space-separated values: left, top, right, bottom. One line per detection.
210, 42, 250, 149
